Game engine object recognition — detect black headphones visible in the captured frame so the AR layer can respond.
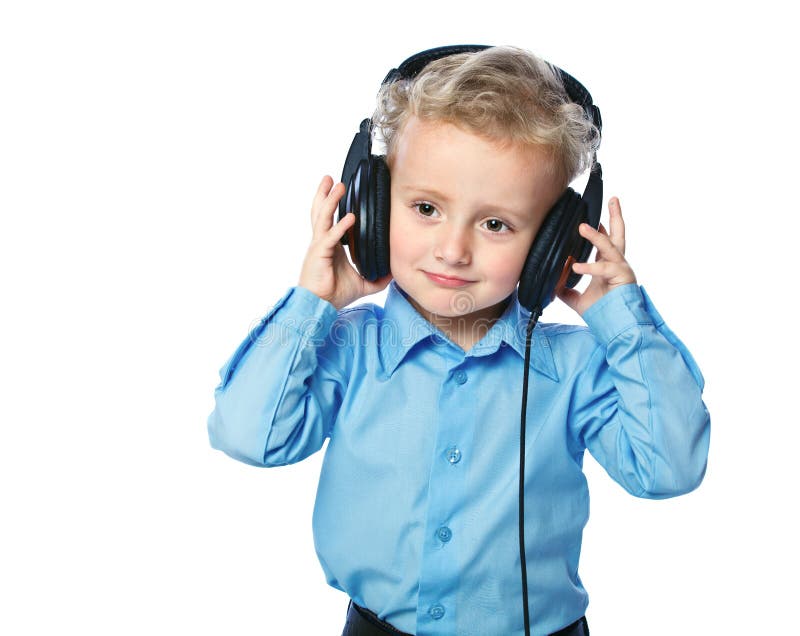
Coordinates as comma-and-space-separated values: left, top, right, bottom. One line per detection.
338, 44, 603, 315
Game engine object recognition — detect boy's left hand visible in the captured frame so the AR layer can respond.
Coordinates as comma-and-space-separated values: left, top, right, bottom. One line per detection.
556, 197, 637, 317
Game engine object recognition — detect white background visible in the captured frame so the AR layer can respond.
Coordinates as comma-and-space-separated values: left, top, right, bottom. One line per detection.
2, 1, 797, 634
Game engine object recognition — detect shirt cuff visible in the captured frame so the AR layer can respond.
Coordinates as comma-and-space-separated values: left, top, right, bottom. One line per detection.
265, 286, 340, 343
581, 283, 653, 347
218, 286, 338, 388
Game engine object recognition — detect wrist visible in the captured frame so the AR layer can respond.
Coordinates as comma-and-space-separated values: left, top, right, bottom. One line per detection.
297, 283, 334, 307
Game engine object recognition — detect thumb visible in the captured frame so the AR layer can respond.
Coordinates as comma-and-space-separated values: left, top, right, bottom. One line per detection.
364, 273, 394, 294
556, 285, 580, 312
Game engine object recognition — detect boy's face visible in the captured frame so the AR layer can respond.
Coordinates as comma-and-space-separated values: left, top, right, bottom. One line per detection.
388, 115, 563, 328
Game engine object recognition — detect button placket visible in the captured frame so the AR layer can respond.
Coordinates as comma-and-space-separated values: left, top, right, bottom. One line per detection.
416, 354, 469, 633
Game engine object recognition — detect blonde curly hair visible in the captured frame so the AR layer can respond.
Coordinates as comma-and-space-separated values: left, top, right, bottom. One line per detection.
372, 45, 600, 190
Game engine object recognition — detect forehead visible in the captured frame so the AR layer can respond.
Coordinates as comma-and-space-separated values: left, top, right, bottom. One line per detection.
390, 116, 560, 216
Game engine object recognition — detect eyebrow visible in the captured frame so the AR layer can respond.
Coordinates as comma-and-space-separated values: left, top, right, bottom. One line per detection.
398, 184, 528, 221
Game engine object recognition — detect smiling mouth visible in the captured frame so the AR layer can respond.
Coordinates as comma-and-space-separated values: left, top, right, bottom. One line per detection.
424, 271, 475, 287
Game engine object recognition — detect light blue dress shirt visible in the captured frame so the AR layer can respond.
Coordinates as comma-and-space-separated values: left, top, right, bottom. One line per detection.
208, 281, 710, 636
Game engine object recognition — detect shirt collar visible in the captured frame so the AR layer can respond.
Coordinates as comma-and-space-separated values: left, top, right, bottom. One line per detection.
379, 281, 559, 382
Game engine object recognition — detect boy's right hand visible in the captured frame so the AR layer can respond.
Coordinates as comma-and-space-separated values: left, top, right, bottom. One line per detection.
298, 175, 393, 310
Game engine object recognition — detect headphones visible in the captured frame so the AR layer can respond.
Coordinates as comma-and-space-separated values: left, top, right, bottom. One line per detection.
338, 44, 603, 315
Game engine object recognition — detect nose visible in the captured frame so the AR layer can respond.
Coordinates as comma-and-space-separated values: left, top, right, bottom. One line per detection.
433, 223, 471, 266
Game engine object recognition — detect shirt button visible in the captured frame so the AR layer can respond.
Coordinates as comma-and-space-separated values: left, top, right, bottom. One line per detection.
453, 370, 467, 385
436, 526, 452, 543
446, 447, 461, 464
429, 604, 446, 620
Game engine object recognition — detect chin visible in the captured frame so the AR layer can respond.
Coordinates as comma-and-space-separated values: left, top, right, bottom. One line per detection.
415, 289, 489, 319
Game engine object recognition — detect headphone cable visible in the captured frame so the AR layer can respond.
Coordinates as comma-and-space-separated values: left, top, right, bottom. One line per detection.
520, 308, 541, 636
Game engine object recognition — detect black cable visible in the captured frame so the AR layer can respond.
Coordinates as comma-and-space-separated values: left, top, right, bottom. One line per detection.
519, 307, 541, 636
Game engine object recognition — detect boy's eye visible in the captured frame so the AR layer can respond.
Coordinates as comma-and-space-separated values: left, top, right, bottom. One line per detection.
483, 218, 510, 233
414, 202, 438, 217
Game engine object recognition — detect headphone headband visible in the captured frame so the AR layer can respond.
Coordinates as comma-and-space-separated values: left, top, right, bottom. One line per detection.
381, 44, 490, 84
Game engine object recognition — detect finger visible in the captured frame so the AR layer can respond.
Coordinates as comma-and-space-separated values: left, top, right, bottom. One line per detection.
312, 181, 346, 235
320, 211, 356, 249
310, 176, 332, 228
311, 177, 344, 226
571, 259, 614, 277
364, 272, 394, 294
311, 175, 334, 222
595, 223, 608, 260
608, 197, 626, 255
556, 284, 580, 312
578, 222, 624, 262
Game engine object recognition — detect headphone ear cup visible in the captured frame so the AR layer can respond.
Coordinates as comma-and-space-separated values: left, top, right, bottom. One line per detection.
341, 160, 368, 277
338, 153, 390, 282
518, 189, 582, 313
371, 156, 391, 280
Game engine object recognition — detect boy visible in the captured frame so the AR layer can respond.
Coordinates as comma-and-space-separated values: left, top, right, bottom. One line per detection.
207, 45, 710, 636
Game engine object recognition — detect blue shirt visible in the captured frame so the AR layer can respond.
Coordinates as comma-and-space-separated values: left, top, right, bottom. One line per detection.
207, 281, 710, 636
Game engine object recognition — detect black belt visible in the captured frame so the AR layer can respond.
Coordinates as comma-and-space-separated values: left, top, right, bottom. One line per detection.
342, 600, 413, 636
342, 600, 590, 636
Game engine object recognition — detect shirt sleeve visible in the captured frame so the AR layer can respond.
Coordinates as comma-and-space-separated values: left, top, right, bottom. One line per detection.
207, 286, 347, 467
571, 283, 711, 498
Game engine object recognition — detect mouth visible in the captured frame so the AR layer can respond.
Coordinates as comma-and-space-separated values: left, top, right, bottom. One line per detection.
423, 271, 475, 288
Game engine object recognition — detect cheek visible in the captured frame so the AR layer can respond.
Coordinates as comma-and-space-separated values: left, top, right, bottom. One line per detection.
485, 243, 531, 283
389, 204, 421, 256
388, 210, 412, 270
388, 220, 400, 255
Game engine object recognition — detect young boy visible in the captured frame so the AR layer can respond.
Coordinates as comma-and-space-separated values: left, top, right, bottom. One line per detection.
207, 45, 710, 636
